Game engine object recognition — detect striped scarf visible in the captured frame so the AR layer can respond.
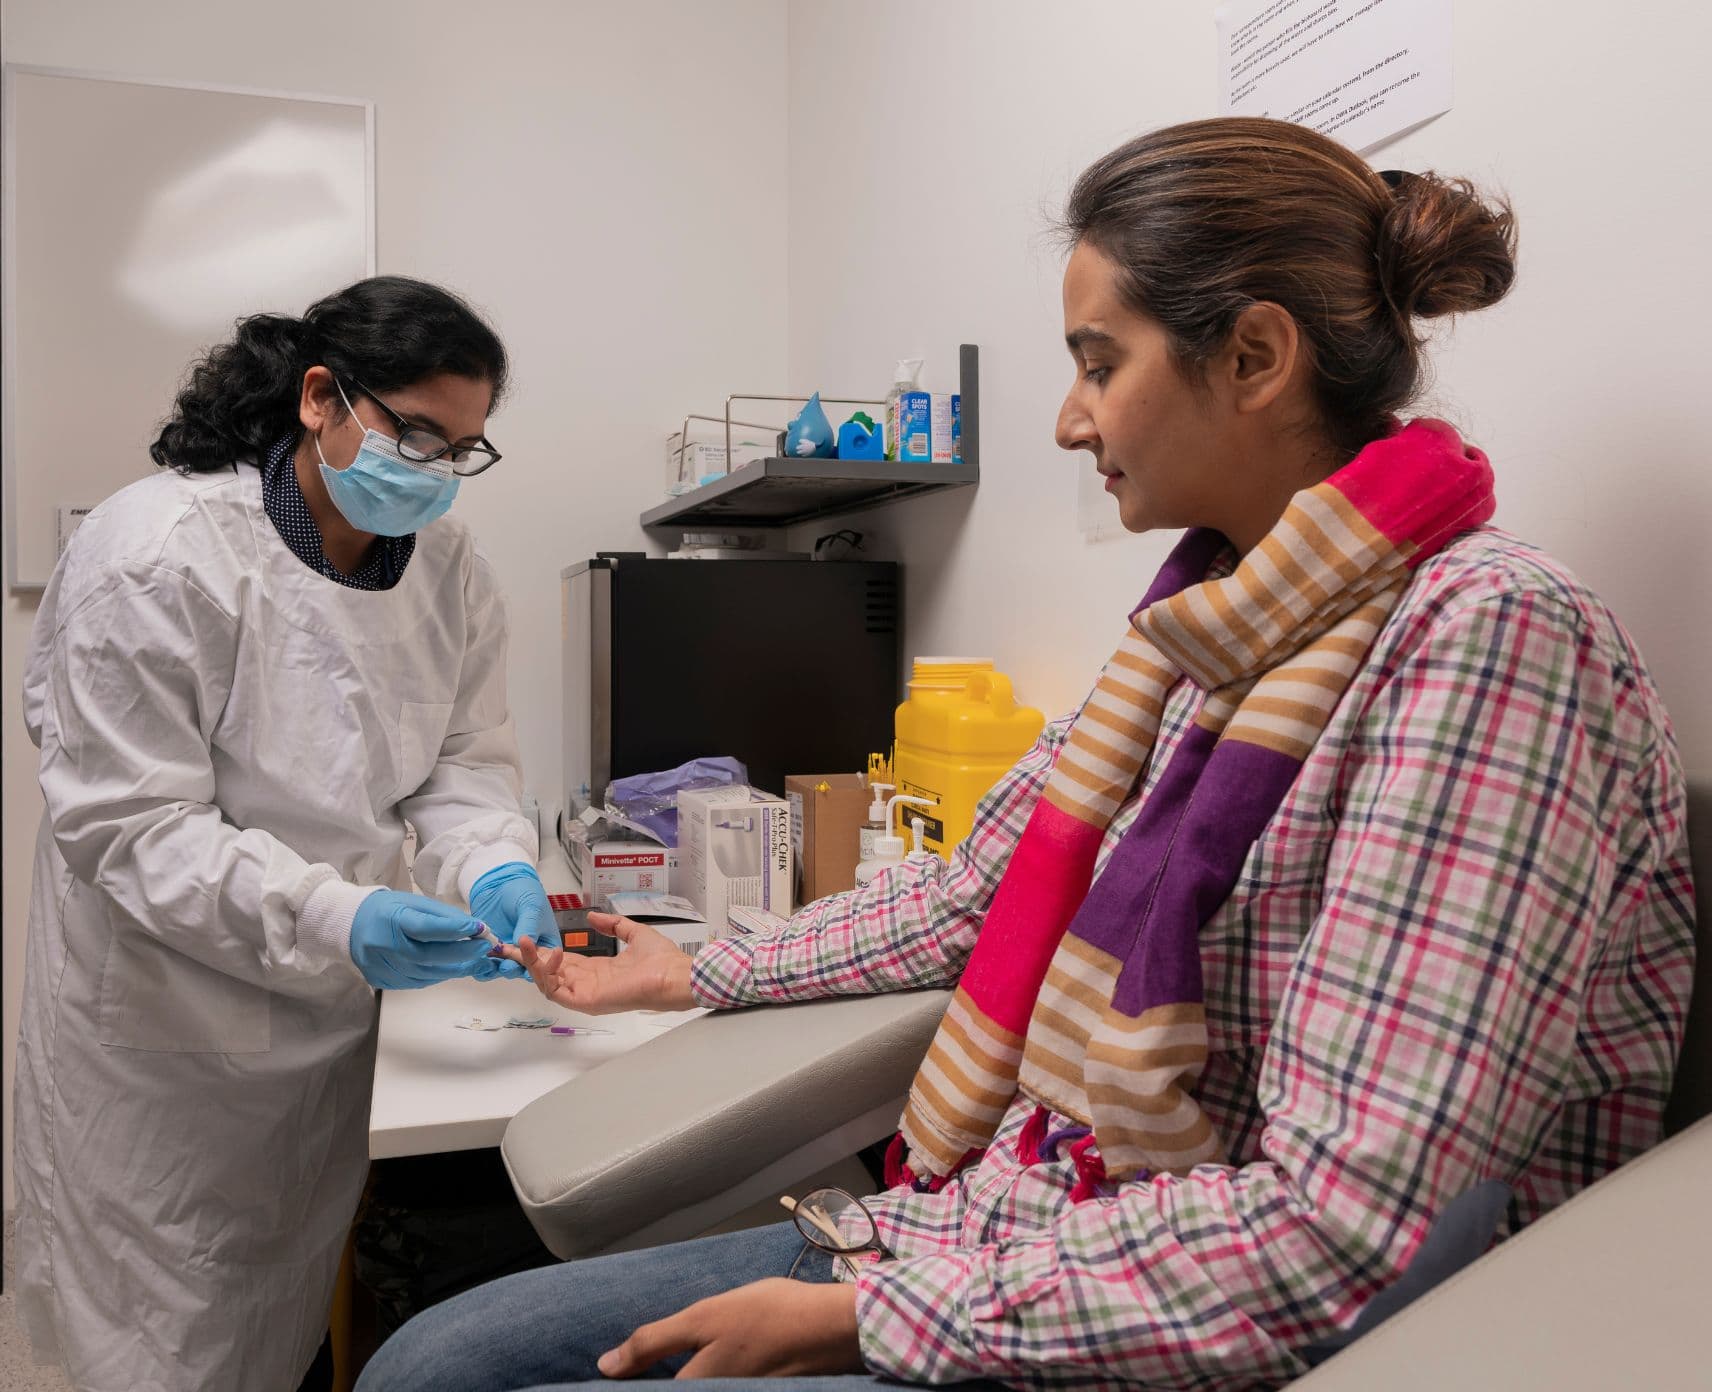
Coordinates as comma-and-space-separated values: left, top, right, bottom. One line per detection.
896, 420, 1496, 1185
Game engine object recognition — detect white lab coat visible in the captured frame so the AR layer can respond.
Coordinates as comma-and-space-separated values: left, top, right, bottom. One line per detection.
13, 463, 537, 1392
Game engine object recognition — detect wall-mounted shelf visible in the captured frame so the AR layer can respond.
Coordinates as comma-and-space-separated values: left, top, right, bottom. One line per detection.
642, 344, 979, 532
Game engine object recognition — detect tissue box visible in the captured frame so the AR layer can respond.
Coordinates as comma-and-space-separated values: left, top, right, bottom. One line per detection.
785, 773, 870, 903
666, 433, 774, 494
678, 785, 792, 929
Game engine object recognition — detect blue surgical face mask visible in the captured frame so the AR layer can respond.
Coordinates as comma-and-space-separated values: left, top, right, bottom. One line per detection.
314, 380, 460, 536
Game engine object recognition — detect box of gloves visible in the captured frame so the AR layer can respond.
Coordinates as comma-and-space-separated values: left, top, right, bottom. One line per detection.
677, 785, 792, 932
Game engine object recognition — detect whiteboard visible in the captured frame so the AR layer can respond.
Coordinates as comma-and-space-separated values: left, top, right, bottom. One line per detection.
2, 66, 373, 588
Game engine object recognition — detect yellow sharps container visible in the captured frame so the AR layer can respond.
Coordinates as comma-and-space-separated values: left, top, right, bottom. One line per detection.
891, 657, 1045, 861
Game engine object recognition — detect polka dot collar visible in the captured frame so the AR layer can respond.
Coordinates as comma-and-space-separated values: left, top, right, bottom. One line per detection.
260, 435, 415, 590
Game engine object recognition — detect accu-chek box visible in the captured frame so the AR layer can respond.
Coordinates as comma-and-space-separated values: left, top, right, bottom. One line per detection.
678, 785, 792, 932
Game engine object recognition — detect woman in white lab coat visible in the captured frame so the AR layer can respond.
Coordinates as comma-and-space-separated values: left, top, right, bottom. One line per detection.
13, 276, 553, 1392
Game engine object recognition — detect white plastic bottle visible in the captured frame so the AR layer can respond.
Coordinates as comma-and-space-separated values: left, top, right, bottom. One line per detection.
883, 357, 924, 461
859, 782, 893, 865
855, 792, 936, 888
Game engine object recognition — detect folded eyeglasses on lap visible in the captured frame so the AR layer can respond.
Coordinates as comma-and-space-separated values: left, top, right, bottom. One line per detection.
781, 1187, 895, 1279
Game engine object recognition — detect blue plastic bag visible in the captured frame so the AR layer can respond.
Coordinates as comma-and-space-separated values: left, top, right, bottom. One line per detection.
604, 756, 749, 846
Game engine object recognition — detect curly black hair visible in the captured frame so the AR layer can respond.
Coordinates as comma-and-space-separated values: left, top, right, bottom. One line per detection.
150, 275, 509, 473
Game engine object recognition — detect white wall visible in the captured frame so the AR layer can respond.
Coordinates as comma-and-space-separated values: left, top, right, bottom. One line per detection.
783, 0, 1712, 787
0, 0, 790, 1207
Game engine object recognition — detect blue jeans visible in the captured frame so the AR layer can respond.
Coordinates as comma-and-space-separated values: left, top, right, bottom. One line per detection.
357, 1221, 986, 1392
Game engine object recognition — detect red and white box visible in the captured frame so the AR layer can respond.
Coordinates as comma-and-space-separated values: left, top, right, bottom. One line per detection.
567, 836, 679, 909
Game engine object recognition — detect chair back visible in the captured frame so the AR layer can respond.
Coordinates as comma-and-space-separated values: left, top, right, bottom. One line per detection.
1664, 781, 1712, 1134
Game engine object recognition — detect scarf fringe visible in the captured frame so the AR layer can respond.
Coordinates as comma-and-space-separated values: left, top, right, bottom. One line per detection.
884, 1131, 984, 1193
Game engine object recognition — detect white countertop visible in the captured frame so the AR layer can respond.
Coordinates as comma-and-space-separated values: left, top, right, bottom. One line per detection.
368, 841, 705, 1158
368, 975, 705, 1158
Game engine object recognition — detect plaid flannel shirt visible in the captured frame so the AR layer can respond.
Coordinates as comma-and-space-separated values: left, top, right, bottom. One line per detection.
691, 528, 1695, 1391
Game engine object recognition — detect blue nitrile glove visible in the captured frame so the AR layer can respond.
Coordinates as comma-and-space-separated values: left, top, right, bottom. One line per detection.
349, 890, 491, 990
470, 861, 557, 979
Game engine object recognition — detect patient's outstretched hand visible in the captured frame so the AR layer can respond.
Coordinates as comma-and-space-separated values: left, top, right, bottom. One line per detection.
502, 914, 697, 1014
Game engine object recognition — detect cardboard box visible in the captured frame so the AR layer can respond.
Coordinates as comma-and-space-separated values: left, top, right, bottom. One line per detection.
665, 432, 774, 494
931, 393, 959, 463
727, 904, 790, 937
889, 389, 932, 462
785, 773, 871, 904
605, 891, 713, 956
678, 785, 792, 928
566, 833, 678, 910
889, 392, 958, 464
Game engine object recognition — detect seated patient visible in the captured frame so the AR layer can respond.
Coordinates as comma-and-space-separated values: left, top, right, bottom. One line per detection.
359, 118, 1695, 1392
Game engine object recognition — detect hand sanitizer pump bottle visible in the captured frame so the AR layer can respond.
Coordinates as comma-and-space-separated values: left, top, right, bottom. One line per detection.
909, 817, 929, 857
854, 793, 937, 889
859, 782, 893, 865
883, 357, 924, 461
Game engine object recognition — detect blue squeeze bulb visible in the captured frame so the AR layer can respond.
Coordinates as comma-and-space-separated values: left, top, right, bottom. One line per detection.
785, 392, 836, 458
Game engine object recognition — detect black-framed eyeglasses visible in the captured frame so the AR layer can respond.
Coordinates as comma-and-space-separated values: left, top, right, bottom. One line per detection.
348, 377, 502, 477
784, 1187, 894, 1278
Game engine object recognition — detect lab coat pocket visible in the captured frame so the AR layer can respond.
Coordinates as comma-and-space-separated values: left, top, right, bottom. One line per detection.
393, 700, 454, 804
95, 910, 271, 1054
